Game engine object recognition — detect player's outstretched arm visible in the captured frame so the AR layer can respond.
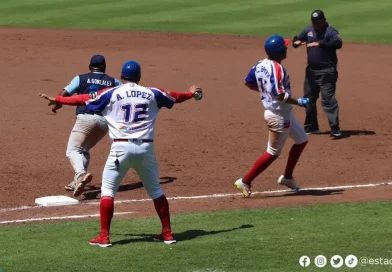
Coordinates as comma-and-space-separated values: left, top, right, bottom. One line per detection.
39, 87, 111, 109
167, 85, 203, 103
276, 93, 309, 108
39, 93, 89, 107
50, 89, 71, 113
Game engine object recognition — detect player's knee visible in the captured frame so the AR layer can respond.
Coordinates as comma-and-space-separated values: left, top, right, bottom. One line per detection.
267, 145, 282, 156
101, 181, 116, 198
101, 188, 116, 198
66, 148, 73, 158
298, 132, 309, 143
295, 140, 308, 146
146, 186, 164, 200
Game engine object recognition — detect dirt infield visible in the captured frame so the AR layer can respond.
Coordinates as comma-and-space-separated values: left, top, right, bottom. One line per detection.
0, 27, 391, 222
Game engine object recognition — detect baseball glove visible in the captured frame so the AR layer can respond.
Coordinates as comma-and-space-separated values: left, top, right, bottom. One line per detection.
193, 87, 203, 101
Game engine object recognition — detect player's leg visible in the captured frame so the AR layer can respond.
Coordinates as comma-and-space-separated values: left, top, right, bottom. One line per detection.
90, 142, 130, 247
133, 142, 176, 244
278, 113, 308, 190
319, 67, 341, 137
65, 115, 108, 192
82, 115, 109, 151
235, 110, 289, 197
304, 67, 321, 134
65, 114, 93, 191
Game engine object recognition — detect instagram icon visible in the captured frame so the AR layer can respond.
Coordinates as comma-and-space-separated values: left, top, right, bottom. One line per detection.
315, 255, 327, 268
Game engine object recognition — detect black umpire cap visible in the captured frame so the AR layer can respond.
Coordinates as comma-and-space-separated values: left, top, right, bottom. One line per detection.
311, 10, 325, 21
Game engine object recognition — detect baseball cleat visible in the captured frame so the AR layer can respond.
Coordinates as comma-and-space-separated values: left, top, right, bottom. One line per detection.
73, 173, 93, 197
64, 181, 75, 191
234, 178, 252, 197
89, 234, 112, 247
277, 175, 301, 190
153, 232, 177, 244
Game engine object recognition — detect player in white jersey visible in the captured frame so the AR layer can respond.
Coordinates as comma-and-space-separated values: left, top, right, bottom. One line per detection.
234, 35, 310, 197
40, 60, 203, 247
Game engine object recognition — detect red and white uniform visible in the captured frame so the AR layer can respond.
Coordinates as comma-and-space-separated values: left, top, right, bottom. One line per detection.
245, 58, 308, 155
56, 84, 194, 199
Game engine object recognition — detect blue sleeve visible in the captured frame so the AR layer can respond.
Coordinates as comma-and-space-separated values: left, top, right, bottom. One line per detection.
64, 76, 80, 94
150, 88, 175, 109
114, 79, 122, 86
85, 88, 116, 112
296, 27, 308, 41
329, 28, 341, 40
244, 66, 257, 86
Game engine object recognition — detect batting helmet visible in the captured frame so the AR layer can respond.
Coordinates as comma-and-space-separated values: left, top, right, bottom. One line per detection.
121, 60, 141, 81
264, 35, 290, 56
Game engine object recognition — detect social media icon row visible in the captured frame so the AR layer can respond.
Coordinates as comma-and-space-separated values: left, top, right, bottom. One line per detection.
299, 255, 358, 268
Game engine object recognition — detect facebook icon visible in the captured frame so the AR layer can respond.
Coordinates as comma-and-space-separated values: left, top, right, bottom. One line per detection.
299, 256, 311, 267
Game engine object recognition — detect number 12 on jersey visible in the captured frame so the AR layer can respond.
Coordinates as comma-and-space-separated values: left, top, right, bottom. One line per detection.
121, 103, 148, 123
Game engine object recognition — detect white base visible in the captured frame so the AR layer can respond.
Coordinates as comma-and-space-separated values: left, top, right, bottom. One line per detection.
35, 195, 80, 207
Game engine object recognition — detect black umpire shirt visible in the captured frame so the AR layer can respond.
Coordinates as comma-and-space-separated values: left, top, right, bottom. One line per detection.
293, 24, 343, 69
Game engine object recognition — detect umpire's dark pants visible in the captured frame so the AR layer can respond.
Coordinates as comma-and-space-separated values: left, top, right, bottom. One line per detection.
304, 66, 340, 130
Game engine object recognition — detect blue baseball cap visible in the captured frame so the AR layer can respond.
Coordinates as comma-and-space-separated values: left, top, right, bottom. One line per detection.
121, 60, 141, 81
89, 55, 106, 68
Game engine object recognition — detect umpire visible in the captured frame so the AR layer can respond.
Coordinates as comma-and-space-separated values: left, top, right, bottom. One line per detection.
292, 10, 343, 138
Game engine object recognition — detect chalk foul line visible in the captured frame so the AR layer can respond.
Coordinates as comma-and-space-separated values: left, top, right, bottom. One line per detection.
87, 181, 392, 205
0, 181, 391, 214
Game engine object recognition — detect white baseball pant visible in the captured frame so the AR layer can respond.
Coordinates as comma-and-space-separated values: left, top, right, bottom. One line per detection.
66, 114, 108, 184
264, 109, 308, 156
101, 140, 163, 200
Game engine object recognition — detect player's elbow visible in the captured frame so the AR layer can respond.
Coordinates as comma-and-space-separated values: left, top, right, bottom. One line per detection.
244, 82, 258, 91
337, 40, 343, 49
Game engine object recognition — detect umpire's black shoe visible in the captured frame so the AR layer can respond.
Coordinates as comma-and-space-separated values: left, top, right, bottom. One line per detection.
330, 127, 342, 138
305, 127, 321, 135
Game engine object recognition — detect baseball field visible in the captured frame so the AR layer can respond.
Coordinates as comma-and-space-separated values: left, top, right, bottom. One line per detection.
1, 0, 392, 271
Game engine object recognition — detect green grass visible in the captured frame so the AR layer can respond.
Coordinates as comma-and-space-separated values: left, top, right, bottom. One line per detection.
1, 201, 392, 272
0, 0, 392, 43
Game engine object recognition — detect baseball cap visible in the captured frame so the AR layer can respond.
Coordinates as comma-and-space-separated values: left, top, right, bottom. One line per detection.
311, 10, 325, 21
89, 55, 106, 67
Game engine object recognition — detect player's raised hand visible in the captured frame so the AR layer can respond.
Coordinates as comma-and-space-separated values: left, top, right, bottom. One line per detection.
39, 93, 61, 113
189, 85, 203, 101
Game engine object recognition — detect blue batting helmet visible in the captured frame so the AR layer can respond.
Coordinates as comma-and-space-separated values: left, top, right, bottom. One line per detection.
121, 60, 141, 81
264, 35, 290, 56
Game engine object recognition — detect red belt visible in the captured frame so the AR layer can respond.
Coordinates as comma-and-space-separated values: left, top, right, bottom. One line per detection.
113, 139, 154, 143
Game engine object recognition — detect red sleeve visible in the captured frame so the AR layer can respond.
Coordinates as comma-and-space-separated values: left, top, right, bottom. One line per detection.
148, 86, 194, 103
167, 91, 193, 103
55, 87, 111, 106
55, 93, 90, 105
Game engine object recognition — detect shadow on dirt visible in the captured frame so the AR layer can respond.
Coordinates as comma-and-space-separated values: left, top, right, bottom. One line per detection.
112, 224, 254, 245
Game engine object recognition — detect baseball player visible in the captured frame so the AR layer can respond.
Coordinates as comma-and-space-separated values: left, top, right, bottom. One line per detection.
55, 55, 121, 196
40, 60, 203, 247
235, 35, 309, 197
